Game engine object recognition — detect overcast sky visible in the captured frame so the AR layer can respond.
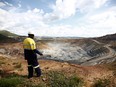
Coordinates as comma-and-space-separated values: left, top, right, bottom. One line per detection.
0, 0, 116, 37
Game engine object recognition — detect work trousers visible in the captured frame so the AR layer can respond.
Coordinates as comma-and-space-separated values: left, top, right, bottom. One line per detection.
24, 50, 41, 78
27, 58, 41, 78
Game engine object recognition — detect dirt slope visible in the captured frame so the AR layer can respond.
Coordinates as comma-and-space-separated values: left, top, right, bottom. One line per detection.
0, 55, 115, 87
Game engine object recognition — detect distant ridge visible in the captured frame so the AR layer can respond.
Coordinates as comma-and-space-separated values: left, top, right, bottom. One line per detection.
95, 33, 116, 41
0, 34, 17, 43
0, 30, 18, 43
0, 30, 18, 37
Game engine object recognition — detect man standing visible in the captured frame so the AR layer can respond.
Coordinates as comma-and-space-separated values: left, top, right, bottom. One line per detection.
23, 32, 43, 79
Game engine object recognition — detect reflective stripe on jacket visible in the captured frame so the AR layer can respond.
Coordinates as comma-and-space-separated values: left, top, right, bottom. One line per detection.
23, 38, 36, 50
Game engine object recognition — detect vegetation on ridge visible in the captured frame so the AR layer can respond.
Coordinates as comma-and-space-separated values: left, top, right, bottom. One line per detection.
0, 30, 18, 37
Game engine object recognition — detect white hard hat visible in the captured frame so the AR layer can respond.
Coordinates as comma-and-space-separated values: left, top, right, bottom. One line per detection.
28, 31, 34, 35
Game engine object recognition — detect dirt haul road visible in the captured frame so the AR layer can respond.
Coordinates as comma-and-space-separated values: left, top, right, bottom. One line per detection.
81, 40, 116, 65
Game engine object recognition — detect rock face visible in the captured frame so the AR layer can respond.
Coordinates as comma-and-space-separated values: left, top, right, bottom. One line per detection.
39, 39, 116, 65
42, 41, 89, 63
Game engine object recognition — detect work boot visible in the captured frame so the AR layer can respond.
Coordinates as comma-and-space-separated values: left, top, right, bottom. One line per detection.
28, 66, 33, 79
35, 68, 41, 77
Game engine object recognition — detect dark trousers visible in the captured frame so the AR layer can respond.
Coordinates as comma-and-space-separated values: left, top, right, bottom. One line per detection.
28, 66, 41, 78
24, 50, 41, 78
27, 58, 41, 78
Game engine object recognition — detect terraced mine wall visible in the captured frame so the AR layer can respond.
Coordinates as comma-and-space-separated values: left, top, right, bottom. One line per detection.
0, 38, 116, 65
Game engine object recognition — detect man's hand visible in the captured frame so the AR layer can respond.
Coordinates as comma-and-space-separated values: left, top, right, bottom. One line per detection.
40, 54, 43, 56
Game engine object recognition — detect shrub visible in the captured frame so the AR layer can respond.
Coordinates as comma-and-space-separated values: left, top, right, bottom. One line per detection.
0, 61, 5, 66
0, 69, 4, 75
93, 78, 110, 87
0, 77, 24, 87
47, 71, 83, 87
14, 63, 22, 69
68, 75, 83, 87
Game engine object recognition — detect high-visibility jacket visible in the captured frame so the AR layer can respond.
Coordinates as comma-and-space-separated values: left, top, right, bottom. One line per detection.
23, 37, 36, 50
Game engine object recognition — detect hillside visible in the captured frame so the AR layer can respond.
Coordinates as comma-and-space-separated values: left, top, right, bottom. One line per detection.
0, 34, 17, 43
0, 30, 20, 43
96, 33, 116, 41
0, 30, 18, 37
0, 54, 116, 87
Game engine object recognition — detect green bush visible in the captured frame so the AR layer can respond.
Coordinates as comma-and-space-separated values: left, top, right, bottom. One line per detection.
93, 78, 110, 87
0, 77, 24, 87
47, 71, 83, 87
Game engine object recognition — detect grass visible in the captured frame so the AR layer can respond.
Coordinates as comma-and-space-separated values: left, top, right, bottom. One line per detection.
47, 71, 83, 87
0, 71, 83, 87
95, 62, 116, 87
106, 61, 116, 76
112, 62, 116, 76
0, 69, 115, 87
0, 69, 5, 76
14, 63, 22, 69
0, 61, 5, 66
0, 76, 24, 87
0, 74, 43, 87
0, 57, 6, 65
93, 78, 110, 87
